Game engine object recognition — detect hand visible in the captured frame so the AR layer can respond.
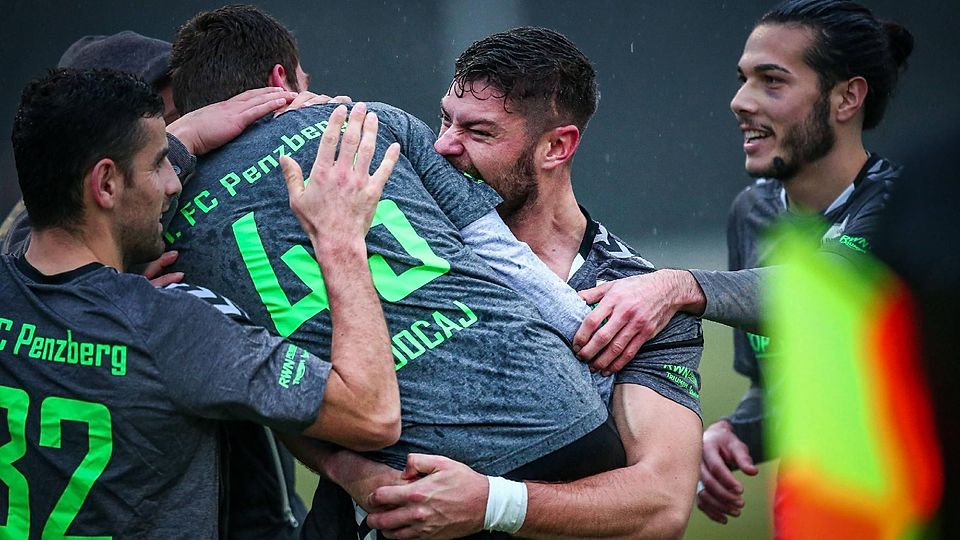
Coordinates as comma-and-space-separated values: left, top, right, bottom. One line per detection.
142, 250, 183, 287
573, 269, 705, 375
366, 454, 488, 540
279, 103, 400, 252
167, 87, 296, 155
321, 449, 405, 513
275, 91, 353, 117
697, 420, 758, 524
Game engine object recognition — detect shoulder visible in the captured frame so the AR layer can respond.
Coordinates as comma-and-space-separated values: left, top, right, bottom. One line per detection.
730, 178, 782, 217
585, 217, 654, 271
159, 283, 249, 322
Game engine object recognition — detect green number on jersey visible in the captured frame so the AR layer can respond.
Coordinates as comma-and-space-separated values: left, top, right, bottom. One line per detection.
0, 386, 114, 538
232, 198, 451, 337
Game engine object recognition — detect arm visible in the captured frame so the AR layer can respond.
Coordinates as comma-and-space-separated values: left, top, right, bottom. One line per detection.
363, 385, 702, 539
280, 103, 402, 450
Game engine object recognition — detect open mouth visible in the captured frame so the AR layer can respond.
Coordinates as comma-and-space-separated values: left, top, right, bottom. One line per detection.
744, 129, 771, 143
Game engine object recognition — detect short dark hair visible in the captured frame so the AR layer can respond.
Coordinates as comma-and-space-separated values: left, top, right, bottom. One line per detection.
760, 0, 914, 130
11, 69, 163, 231
453, 26, 599, 133
171, 4, 300, 114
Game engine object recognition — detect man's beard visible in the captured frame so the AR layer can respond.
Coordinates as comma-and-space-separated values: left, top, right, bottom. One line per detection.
753, 92, 835, 181
493, 144, 539, 219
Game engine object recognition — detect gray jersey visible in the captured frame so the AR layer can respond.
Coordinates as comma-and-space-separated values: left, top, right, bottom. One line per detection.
568, 208, 704, 415
0, 256, 328, 538
165, 103, 606, 475
718, 153, 899, 460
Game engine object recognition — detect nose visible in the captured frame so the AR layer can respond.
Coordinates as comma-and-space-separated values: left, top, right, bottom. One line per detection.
433, 127, 463, 157
730, 83, 757, 117
162, 159, 182, 199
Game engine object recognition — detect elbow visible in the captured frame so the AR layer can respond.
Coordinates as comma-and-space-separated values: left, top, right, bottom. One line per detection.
347, 399, 401, 452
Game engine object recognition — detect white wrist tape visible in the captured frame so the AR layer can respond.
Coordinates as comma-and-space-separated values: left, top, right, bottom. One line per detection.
483, 476, 528, 533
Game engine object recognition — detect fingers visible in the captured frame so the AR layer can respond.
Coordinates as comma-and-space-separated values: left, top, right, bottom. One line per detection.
329, 94, 352, 103
335, 103, 368, 177
572, 304, 611, 359
311, 105, 349, 178
697, 488, 735, 524
353, 109, 379, 178
577, 282, 612, 305
371, 143, 400, 196
403, 453, 444, 479
142, 250, 178, 279
368, 483, 416, 509
279, 155, 305, 202
148, 271, 184, 288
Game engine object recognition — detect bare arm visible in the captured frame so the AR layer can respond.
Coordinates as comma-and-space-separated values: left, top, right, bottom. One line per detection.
280, 103, 402, 451
364, 385, 702, 539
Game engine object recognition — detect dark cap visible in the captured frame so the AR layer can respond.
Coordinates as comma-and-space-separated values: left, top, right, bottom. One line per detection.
57, 30, 172, 87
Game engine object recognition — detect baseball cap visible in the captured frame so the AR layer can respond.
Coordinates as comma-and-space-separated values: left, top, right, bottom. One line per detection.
57, 30, 171, 87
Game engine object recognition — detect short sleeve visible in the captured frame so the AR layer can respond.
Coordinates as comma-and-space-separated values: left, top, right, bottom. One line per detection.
145, 284, 331, 433
600, 260, 705, 416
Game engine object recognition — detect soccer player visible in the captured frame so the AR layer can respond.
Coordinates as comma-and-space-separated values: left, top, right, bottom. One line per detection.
569, 0, 913, 526
166, 4, 625, 519
0, 68, 400, 536
316, 27, 704, 539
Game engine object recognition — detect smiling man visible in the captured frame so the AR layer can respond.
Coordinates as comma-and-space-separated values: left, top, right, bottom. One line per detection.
566, 0, 914, 528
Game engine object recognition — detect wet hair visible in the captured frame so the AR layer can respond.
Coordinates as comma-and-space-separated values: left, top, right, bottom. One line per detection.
11, 69, 163, 231
170, 4, 300, 113
760, 0, 914, 130
453, 26, 599, 133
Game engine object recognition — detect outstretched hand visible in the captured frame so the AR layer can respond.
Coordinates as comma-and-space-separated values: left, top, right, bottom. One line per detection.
167, 87, 296, 155
279, 103, 400, 251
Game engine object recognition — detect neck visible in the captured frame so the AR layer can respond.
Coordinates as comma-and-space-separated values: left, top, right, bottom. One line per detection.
502, 169, 585, 280
24, 222, 123, 276
782, 136, 868, 213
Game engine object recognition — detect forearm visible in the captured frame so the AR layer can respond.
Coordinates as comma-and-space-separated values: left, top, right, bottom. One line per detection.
462, 210, 590, 341
520, 385, 700, 539
311, 239, 399, 447
520, 464, 688, 539
688, 268, 765, 331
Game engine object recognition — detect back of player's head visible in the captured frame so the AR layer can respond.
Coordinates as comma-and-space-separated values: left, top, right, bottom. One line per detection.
759, 0, 913, 130
11, 69, 163, 231
171, 4, 300, 113
453, 26, 599, 133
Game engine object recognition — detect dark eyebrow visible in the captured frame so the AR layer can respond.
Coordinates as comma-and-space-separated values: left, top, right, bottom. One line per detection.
753, 63, 792, 76
154, 146, 170, 168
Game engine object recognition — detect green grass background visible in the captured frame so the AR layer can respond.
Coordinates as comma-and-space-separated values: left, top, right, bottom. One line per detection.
293, 237, 776, 539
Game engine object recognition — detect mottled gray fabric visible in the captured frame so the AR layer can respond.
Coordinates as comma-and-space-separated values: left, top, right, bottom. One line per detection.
568, 208, 704, 415
461, 210, 591, 342
0, 256, 328, 537
719, 153, 900, 461
689, 267, 766, 333
166, 102, 607, 475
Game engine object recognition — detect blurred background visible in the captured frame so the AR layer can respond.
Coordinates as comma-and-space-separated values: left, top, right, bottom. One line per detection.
3, 1, 957, 537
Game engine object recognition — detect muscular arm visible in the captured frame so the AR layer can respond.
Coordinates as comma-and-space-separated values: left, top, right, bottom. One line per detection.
359, 384, 702, 539
281, 103, 402, 450
518, 385, 702, 539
